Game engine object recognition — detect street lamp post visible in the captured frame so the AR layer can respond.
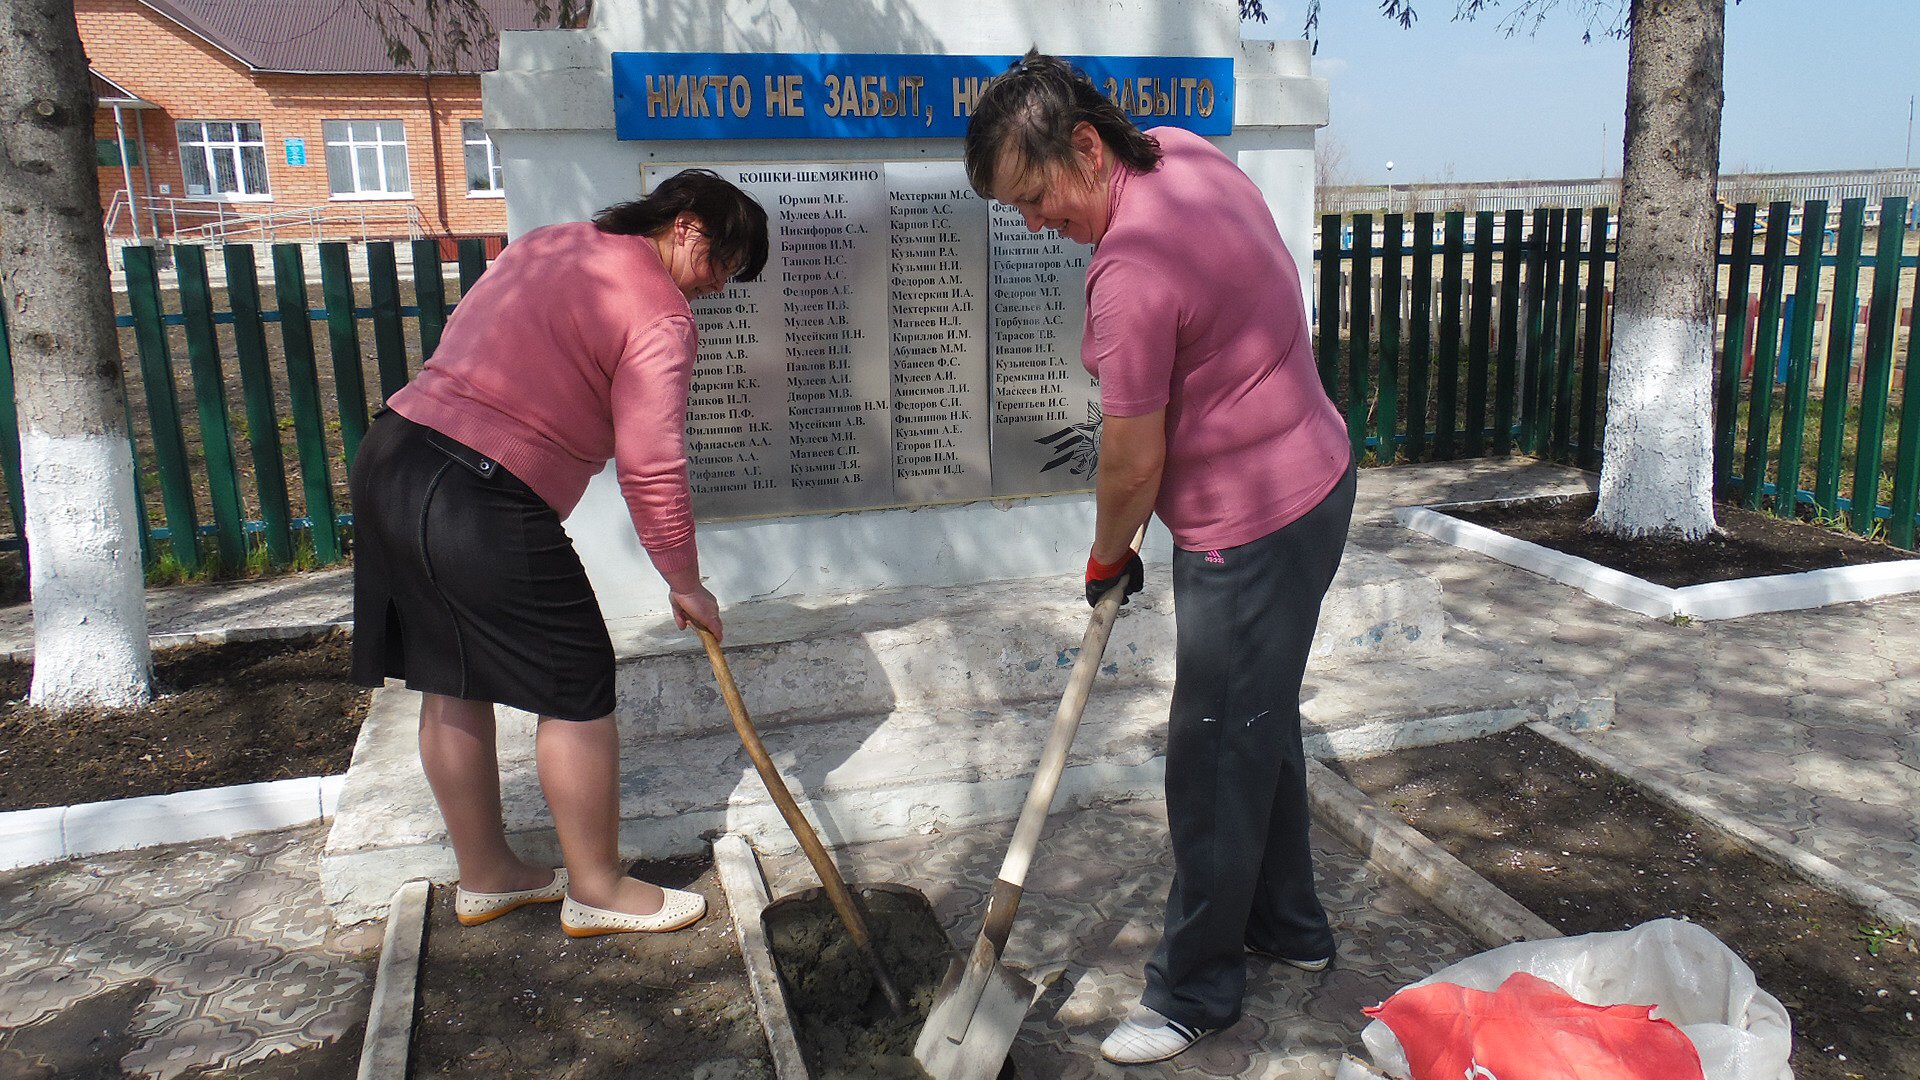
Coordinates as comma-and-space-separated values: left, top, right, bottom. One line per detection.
1384, 160, 1395, 215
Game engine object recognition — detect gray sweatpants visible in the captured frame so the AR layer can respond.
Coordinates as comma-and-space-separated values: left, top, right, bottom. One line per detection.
1141, 465, 1356, 1030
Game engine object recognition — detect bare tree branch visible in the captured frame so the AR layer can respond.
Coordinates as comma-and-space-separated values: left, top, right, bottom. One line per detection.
1303, 0, 1419, 53
356, 0, 585, 71
1309, 1, 1630, 47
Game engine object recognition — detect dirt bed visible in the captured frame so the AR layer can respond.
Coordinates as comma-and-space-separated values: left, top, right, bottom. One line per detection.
763, 885, 985, 1080
1331, 726, 1920, 1080
0, 631, 368, 811
411, 853, 773, 1079
1445, 492, 1917, 587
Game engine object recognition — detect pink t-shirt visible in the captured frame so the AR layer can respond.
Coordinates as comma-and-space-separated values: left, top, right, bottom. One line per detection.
1083, 127, 1351, 552
388, 221, 699, 575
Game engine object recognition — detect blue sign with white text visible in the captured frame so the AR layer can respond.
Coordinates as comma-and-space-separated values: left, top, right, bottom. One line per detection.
612, 52, 1233, 141
285, 137, 307, 166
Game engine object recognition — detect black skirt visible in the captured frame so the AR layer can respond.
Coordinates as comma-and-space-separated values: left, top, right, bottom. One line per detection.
349, 411, 616, 721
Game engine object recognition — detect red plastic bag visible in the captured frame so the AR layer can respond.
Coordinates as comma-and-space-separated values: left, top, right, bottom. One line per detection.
1364, 970, 1707, 1080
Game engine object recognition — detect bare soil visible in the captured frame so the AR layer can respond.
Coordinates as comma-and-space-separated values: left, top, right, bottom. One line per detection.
1445, 492, 1917, 588
762, 885, 968, 1079
0, 631, 368, 811
410, 853, 773, 1080
1331, 726, 1920, 1080
410, 869, 985, 1080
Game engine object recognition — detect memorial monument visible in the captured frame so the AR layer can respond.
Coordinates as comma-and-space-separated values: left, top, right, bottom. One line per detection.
327, 15, 1552, 922
481, 0, 1328, 617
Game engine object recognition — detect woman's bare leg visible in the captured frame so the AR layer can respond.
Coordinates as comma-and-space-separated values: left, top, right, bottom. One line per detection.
536, 715, 665, 914
418, 693, 553, 893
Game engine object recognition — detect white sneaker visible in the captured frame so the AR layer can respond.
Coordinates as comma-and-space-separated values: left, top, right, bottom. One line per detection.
1099, 1004, 1215, 1065
1249, 945, 1333, 972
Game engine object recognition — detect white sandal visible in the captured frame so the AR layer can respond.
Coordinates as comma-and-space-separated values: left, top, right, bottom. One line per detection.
454, 868, 569, 926
560, 887, 707, 937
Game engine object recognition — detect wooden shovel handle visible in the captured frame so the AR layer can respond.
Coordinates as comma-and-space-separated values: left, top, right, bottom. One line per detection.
689, 619, 910, 1017
977, 525, 1145, 953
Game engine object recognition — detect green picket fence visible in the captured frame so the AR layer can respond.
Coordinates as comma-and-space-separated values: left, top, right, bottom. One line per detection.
0, 200, 1915, 582
0, 237, 495, 577
1314, 198, 1920, 548
1317, 207, 1627, 469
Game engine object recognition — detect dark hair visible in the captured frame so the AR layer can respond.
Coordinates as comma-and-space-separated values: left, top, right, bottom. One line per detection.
594, 168, 770, 282
963, 51, 1162, 200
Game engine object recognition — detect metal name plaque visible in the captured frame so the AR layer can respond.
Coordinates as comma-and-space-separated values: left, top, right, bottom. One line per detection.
648, 161, 1096, 519
988, 203, 1096, 496
886, 162, 991, 503
679, 164, 893, 517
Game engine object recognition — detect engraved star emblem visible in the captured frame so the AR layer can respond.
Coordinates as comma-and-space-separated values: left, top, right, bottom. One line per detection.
1036, 401, 1102, 476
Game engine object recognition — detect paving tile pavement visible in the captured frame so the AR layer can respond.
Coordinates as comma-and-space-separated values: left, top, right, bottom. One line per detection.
0, 823, 378, 1079
0, 567, 354, 657
1351, 461, 1920, 918
761, 798, 1482, 1078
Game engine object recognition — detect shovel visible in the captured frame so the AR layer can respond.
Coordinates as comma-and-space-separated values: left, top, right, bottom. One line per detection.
688, 618, 910, 1017
914, 537, 1141, 1079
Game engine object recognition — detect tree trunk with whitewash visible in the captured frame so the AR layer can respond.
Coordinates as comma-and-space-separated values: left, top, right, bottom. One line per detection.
0, 0, 153, 709
1593, 0, 1725, 540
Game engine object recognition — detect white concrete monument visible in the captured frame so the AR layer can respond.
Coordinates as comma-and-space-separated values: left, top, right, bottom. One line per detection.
481, 1, 1329, 619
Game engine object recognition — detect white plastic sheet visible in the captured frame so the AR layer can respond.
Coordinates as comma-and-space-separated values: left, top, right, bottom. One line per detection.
1355, 919, 1793, 1080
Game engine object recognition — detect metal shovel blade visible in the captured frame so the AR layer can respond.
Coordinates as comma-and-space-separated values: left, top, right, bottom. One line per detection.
913, 946, 1037, 1080
915, 549, 1141, 1080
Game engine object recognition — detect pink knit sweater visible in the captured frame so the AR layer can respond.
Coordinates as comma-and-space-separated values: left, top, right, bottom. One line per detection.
388, 221, 700, 578
1083, 128, 1351, 551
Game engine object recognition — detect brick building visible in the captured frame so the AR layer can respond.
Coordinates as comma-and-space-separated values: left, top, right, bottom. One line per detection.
79, 0, 573, 244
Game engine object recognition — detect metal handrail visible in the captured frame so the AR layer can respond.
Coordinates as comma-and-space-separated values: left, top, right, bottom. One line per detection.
100, 193, 428, 245
104, 189, 131, 237
166, 201, 425, 244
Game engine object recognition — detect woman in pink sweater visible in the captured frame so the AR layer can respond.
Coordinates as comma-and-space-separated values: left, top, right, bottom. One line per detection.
967, 56, 1355, 1063
350, 169, 767, 936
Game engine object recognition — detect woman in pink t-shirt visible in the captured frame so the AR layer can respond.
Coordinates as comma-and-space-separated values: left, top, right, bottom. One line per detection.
967, 54, 1356, 1065
350, 170, 767, 937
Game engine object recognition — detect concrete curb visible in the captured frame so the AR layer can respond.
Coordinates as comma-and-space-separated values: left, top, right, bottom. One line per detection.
1307, 759, 1562, 948
1395, 501, 1920, 620
713, 834, 810, 1080
0, 620, 352, 663
358, 878, 430, 1080
0, 774, 345, 872
1526, 721, 1920, 935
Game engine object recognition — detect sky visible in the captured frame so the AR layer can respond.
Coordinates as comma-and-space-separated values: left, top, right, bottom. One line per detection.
1242, 1, 1920, 185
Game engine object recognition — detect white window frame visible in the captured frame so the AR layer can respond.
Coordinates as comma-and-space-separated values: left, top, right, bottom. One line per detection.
461, 120, 504, 198
322, 119, 414, 201
175, 120, 272, 202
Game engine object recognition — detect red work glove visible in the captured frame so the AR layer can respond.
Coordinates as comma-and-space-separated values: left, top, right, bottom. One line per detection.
1085, 549, 1144, 608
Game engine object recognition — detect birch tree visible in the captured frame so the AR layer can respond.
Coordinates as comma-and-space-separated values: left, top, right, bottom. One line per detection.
0, 0, 151, 710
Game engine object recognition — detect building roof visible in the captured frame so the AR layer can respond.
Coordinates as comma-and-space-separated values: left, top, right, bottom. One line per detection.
134, 0, 575, 75
92, 69, 159, 108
